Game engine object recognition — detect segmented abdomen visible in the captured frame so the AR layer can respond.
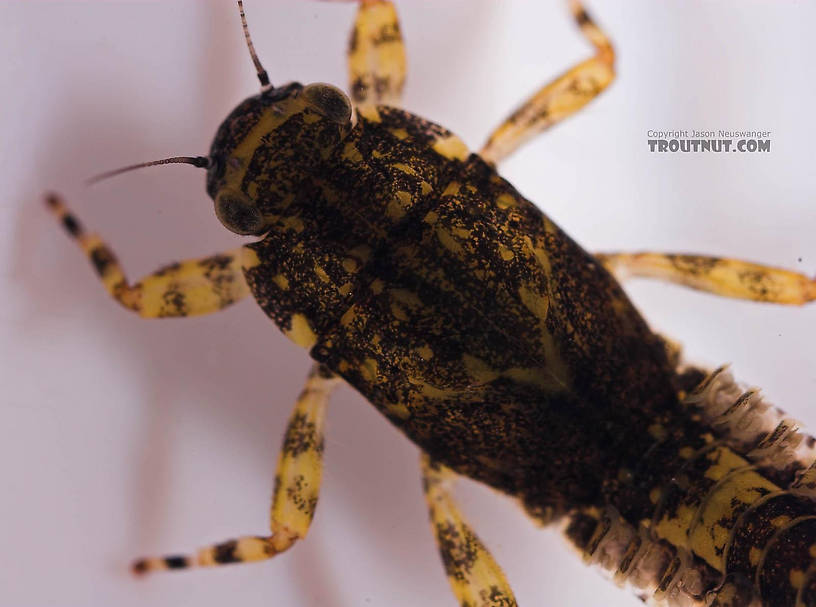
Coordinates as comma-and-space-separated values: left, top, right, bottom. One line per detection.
564, 368, 816, 606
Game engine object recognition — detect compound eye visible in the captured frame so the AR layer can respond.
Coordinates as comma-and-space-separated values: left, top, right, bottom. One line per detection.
302, 83, 352, 124
214, 191, 267, 235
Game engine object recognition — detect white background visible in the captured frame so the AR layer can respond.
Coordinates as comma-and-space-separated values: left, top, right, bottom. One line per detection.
1, 2, 815, 606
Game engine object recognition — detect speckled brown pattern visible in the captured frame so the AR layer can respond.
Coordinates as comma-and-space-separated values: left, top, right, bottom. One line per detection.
199, 80, 816, 605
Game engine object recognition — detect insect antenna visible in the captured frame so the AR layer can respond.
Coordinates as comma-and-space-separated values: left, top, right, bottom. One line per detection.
238, 1, 270, 88
86, 156, 211, 186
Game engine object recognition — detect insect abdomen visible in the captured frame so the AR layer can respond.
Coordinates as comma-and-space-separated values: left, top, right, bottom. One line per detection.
565, 369, 816, 606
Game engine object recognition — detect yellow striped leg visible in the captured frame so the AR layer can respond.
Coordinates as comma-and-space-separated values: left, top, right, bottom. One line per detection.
421, 454, 518, 607
133, 364, 339, 574
597, 252, 816, 305
347, 0, 406, 106
480, 0, 615, 165
46, 193, 251, 317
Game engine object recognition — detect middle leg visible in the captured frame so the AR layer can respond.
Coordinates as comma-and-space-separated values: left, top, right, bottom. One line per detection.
597, 252, 816, 305
133, 364, 340, 573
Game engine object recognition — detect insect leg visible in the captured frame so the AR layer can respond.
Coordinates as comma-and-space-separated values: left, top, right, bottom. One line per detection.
479, 0, 615, 165
596, 252, 816, 305
421, 454, 518, 607
347, 0, 406, 106
133, 364, 339, 574
46, 193, 251, 317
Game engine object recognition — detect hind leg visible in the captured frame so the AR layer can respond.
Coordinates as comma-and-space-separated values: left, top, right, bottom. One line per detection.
421, 454, 518, 607
134, 364, 339, 573
480, 1, 615, 165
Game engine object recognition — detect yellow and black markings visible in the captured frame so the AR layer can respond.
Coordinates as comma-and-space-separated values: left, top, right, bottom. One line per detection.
132, 364, 338, 574
47, 1, 816, 606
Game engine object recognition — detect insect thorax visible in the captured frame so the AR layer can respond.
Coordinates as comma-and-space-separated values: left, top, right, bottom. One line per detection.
210, 85, 706, 527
